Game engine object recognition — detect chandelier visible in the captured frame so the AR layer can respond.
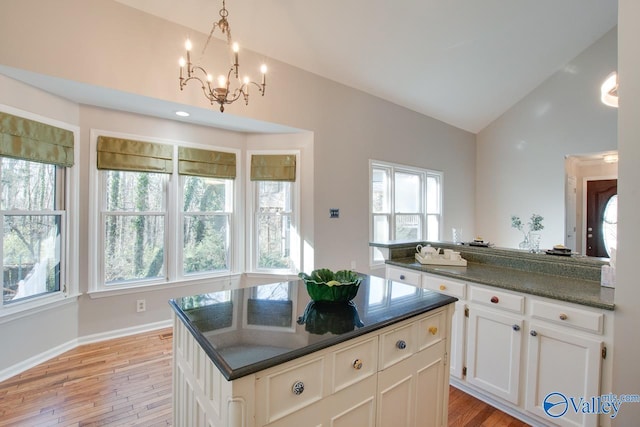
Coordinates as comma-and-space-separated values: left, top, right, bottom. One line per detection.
178, 0, 267, 112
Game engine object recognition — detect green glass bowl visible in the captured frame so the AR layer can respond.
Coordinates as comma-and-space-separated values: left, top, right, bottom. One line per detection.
298, 269, 362, 303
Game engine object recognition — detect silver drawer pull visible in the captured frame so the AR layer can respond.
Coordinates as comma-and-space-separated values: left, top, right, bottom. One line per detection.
399, 274, 406, 280
396, 340, 407, 350
559, 313, 568, 321
353, 359, 363, 370
512, 324, 520, 331
292, 381, 305, 395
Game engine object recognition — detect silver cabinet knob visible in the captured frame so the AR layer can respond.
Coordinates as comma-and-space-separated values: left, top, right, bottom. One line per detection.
353, 359, 363, 370
396, 340, 407, 350
399, 274, 405, 280
530, 330, 538, 337
292, 381, 304, 395
512, 324, 520, 331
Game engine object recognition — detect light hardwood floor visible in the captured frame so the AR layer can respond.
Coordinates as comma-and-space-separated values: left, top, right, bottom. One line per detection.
0, 328, 529, 426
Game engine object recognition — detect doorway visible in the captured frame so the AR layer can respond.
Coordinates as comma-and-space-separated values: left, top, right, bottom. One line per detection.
585, 179, 617, 257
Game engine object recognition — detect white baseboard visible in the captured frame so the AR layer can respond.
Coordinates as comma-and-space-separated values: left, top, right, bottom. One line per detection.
0, 319, 172, 383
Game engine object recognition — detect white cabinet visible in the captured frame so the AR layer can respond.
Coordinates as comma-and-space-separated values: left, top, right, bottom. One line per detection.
384, 265, 613, 427
377, 340, 447, 427
173, 304, 454, 427
525, 301, 604, 427
466, 305, 523, 404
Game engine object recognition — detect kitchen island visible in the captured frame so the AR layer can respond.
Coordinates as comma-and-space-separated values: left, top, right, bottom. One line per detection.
170, 274, 457, 427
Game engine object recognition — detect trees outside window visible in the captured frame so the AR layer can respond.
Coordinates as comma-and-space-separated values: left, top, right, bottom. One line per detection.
102, 170, 166, 285
255, 181, 293, 271
182, 176, 233, 275
1, 158, 64, 303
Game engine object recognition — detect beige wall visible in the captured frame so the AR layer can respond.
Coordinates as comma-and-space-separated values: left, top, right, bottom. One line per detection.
0, 0, 476, 374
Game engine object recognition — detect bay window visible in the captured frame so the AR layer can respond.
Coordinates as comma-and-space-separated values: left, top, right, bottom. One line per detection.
93, 134, 237, 290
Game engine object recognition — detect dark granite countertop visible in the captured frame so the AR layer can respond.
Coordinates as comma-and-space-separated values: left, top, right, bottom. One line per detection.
169, 274, 457, 380
386, 258, 614, 310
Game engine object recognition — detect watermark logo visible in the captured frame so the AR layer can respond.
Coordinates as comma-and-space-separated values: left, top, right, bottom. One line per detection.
543, 392, 569, 418
543, 392, 640, 419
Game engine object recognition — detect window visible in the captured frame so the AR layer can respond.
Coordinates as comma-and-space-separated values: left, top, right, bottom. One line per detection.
181, 176, 233, 275
102, 170, 167, 285
0, 109, 75, 310
370, 160, 442, 264
255, 181, 293, 270
1, 158, 65, 304
93, 133, 238, 290
250, 153, 298, 273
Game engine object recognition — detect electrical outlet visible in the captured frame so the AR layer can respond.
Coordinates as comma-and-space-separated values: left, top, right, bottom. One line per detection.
136, 299, 146, 312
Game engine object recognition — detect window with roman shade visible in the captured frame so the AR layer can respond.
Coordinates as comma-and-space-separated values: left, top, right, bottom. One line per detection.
96, 136, 172, 286
179, 147, 236, 276
250, 153, 298, 273
0, 111, 75, 306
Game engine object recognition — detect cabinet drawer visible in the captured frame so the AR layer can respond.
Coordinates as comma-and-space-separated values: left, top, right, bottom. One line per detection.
379, 322, 418, 369
418, 311, 445, 350
422, 273, 466, 298
332, 336, 378, 393
469, 286, 524, 314
386, 266, 421, 287
530, 300, 604, 334
257, 356, 326, 423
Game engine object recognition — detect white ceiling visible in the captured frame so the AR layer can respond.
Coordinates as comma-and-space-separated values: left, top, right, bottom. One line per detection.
114, 0, 618, 133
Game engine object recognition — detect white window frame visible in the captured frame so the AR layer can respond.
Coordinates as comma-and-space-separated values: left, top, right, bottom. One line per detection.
369, 160, 443, 266
0, 105, 79, 319
246, 150, 301, 275
89, 130, 241, 294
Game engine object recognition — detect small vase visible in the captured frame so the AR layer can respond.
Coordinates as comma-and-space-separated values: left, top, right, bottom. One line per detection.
528, 233, 541, 253
518, 233, 530, 250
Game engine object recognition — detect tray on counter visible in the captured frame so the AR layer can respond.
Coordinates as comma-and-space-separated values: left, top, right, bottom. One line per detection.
415, 253, 468, 266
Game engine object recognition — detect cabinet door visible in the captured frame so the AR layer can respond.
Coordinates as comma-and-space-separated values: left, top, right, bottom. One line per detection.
449, 301, 466, 379
377, 340, 447, 427
525, 323, 602, 427
466, 306, 523, 404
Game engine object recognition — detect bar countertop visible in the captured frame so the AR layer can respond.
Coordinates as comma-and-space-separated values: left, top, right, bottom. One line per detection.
169, 274, 457, 380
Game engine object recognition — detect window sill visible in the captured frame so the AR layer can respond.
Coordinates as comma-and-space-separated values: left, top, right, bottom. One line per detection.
88, 273, 246, 299
0, 293, 79, 324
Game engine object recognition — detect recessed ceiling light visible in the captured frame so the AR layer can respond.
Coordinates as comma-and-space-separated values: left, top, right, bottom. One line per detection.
175, 111, 190, 117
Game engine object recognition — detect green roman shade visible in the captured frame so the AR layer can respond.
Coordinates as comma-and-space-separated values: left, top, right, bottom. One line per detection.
250, 154, 296, 182
0, 111, 74, 167
178, 147, 236, 179
97, 136, 173, 173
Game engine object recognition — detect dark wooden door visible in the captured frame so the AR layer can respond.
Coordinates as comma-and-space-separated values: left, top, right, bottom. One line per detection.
586, 179, 617, 257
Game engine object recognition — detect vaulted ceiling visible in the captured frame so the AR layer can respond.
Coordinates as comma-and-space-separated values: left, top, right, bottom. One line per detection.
115, 0, 618, 133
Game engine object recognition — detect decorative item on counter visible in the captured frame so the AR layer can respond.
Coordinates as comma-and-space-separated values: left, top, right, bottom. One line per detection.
297, 300, 364, 335
298, 269, 362, 303
511, 213, 544, 253
545, 244, 572, 256
415, 244, 467, 266
467, 236, 491, 247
